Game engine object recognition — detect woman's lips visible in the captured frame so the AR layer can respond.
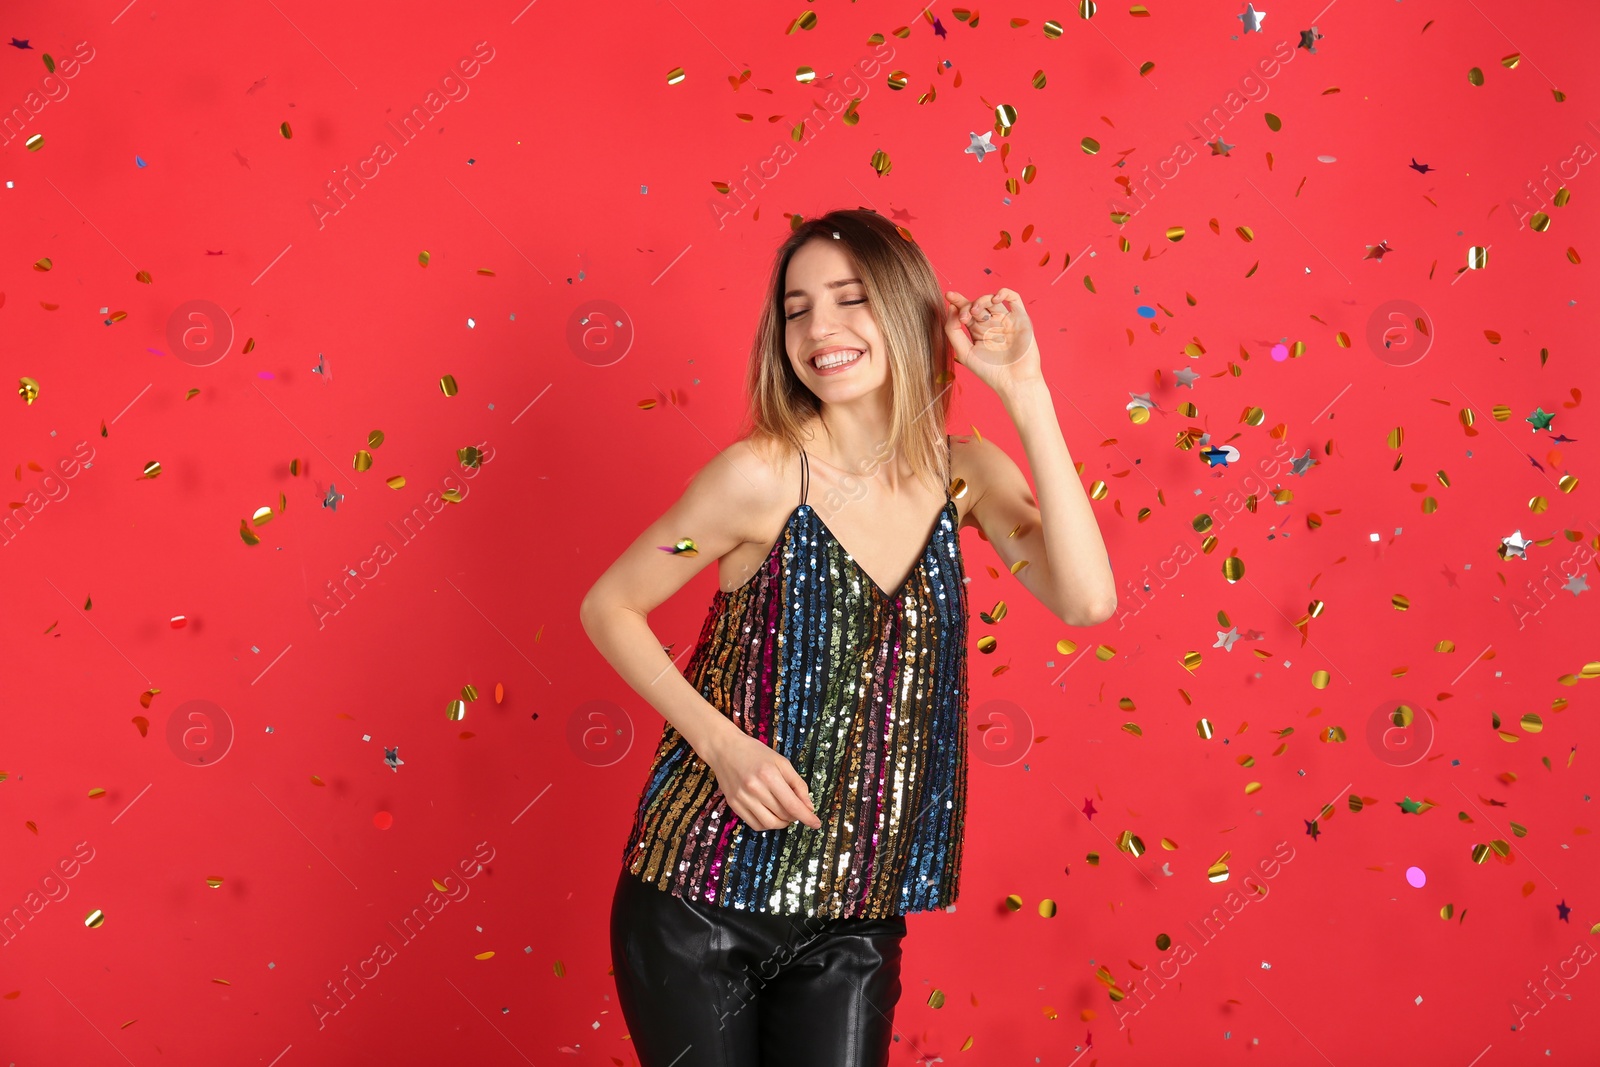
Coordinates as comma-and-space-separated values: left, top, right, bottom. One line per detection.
811, 349, 863, 375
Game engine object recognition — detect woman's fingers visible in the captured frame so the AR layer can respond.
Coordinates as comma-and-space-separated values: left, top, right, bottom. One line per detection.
734, 795, 782, 831
777, 762, 822, 828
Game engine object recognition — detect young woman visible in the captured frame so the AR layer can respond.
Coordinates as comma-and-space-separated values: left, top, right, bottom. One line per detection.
580, 208, 1115, 1066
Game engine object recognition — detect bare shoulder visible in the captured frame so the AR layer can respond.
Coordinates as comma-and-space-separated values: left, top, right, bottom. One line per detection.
699, 434, 800, 542
948, 431, 1004, 529
579, 435, 796, 616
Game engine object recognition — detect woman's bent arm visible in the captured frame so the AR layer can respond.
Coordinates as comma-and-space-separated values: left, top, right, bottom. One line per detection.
577, 599, 741, 763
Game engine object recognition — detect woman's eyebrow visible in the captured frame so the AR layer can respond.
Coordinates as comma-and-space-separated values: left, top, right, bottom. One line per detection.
783, 277, 864, 299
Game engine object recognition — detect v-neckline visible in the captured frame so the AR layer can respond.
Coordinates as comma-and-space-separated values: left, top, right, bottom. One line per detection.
804, 494, 955, 600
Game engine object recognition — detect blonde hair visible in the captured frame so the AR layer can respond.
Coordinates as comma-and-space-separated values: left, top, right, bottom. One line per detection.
735, 208, 953, 496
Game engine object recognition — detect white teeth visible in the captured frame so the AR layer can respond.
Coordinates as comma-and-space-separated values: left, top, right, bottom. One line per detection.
814, 349, 863, 369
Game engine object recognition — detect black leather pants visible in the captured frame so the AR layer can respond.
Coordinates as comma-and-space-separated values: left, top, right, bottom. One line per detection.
609, 868, 908, 1067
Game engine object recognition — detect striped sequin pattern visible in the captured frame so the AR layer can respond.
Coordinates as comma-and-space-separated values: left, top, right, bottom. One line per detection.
620, 497, 969, 919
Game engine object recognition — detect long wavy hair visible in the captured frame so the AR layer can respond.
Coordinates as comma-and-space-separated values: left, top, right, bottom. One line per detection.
735, 208, 954, 497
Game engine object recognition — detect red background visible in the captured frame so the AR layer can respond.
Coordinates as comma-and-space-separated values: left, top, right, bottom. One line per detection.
2, 1, 1597, 1064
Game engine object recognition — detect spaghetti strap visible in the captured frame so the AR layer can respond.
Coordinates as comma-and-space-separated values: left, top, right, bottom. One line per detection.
799, 447, 809, 507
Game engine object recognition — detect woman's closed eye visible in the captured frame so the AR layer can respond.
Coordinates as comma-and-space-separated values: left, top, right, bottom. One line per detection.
785, 298, 866, 321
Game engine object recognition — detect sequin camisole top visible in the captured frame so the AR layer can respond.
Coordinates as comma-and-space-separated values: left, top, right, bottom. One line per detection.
620, 438, 970, 919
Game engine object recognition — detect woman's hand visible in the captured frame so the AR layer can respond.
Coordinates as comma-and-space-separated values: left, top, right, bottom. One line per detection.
701, 726, 822, 832
942, 287, 1044, 399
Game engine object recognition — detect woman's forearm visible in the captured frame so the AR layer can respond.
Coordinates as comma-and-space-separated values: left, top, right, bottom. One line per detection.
1002, 379, 1118, 622
578, 599, 741, 762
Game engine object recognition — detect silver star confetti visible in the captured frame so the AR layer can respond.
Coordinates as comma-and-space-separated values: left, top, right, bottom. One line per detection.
1500, 530, 1532, 560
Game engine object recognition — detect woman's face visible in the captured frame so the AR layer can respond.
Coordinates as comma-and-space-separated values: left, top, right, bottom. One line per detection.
782, 237, 888, 401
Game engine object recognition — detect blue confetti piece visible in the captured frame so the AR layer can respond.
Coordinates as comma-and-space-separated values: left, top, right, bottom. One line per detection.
136, 156, 147, 168
1136, 305, 1155, 318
